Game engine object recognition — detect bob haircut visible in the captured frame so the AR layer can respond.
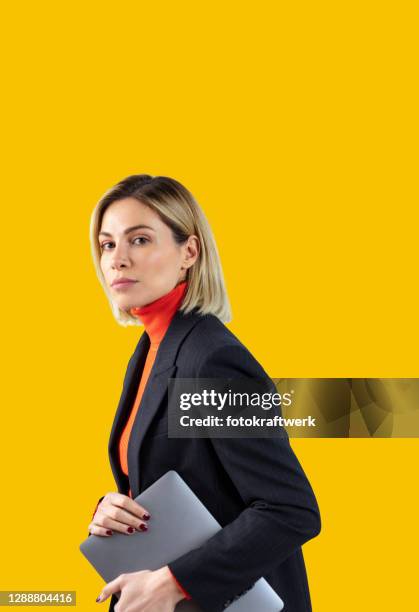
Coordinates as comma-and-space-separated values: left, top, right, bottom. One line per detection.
90, 174, 232, 327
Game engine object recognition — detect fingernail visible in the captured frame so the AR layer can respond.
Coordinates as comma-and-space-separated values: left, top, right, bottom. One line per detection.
127, 526, 134, 533
139, 523, 148, 531
142, 513, 151, 520
106, 530, 113, 535
96, 595, 101, 602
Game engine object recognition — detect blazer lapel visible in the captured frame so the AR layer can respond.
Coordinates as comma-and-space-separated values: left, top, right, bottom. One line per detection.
108, 332, 150, 493
127, 363, 178, 495
108, 307, 208, 495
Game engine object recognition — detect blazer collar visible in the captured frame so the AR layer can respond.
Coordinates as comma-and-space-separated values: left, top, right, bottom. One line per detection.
108, 306, 208, 494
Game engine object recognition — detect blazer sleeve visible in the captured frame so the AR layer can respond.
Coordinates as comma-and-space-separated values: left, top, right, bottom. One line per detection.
167, 345, 321, 612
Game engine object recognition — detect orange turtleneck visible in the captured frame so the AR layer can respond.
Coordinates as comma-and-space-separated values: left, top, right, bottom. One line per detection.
117, 280, 192, 602
118, 280, 188, 480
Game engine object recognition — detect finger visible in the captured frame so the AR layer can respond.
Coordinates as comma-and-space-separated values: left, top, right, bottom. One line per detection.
106, 493, 151, 520
88, 523, 113, 537
96, 574, 123, 603
93, 511, 147, 535
99, 505, 150, 532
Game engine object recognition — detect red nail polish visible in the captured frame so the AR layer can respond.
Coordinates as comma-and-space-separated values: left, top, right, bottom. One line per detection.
142, 513, 151, 520
106, 530, 113, 535
127, 526, 134, 533
139, 523, 148, 531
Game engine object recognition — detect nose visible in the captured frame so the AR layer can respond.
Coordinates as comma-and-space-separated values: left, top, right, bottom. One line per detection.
110, 242, 131, 270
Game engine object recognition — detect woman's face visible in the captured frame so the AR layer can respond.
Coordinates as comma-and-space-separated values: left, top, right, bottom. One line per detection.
99, 197, 198, 312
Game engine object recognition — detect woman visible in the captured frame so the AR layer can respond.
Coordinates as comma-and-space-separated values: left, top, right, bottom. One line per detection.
88, 175, 321, 612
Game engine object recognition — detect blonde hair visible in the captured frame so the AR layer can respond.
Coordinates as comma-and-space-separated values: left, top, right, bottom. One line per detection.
90, 174, 232, 326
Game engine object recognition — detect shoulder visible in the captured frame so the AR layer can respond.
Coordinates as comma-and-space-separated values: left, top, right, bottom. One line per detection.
178, 313, 269, 380
187, 313, 243, 350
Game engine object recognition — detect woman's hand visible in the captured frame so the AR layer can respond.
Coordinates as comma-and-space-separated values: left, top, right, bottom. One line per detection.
96, 566, 185, 611
89, 492, 151, 536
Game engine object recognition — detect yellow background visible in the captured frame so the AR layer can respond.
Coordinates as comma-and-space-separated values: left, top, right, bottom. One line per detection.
1, 1, 418, 610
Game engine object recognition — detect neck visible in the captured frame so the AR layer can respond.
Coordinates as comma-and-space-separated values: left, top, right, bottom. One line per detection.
129, 281, 188, 345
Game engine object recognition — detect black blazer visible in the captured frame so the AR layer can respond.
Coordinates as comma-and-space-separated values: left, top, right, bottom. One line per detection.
106, 307, 321, 612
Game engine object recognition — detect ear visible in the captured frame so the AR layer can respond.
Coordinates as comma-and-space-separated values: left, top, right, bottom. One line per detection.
181, 235, 200, 270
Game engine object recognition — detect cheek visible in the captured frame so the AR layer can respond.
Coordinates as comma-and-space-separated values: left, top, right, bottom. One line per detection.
142, 247, 181, 271
99, 256, 110, 276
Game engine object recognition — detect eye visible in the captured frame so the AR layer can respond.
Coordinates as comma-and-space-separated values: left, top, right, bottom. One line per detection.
100, 241, 114, 250
132, 236, 149, 245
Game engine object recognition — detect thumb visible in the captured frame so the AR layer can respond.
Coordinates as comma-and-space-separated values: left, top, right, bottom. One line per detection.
96, 575, 122, 603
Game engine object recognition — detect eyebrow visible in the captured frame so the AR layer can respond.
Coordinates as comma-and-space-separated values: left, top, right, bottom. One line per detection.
99, 224, 156, 237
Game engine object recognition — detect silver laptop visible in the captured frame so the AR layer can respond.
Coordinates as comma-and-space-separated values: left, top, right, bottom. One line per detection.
80, 470, 284, 611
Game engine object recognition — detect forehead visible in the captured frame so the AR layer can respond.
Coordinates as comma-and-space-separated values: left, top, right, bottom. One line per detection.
100, 197, 163, 232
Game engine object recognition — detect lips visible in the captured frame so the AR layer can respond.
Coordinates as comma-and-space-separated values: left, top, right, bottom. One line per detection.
111, 278, 138, 287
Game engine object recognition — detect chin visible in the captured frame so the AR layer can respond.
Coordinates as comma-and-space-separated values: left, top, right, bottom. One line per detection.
114, 299, 135, 313
112, 288, 152, 312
